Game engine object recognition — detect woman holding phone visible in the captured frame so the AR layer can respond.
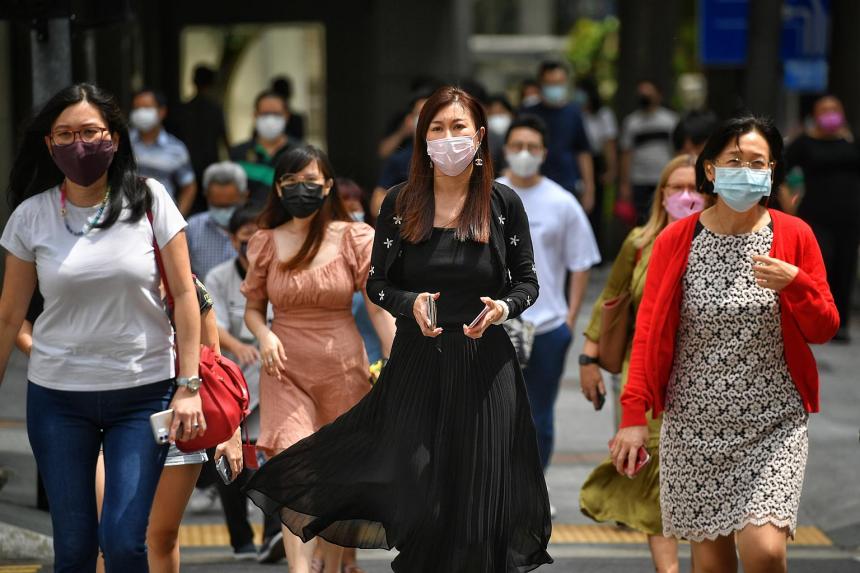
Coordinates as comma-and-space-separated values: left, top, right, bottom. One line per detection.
610, 115, 838, 572
0, 83, 202, 571
245, 86, 552, 573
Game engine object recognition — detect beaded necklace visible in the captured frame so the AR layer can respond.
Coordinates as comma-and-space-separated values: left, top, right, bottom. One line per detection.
59, 182, 110, 236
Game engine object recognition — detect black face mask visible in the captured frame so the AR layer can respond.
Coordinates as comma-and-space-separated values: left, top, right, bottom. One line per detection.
279, 182, 326, 219
637, 94, 653, 109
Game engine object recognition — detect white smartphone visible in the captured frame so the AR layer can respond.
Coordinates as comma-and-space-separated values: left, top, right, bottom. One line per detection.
149, 409, 174, 445
216, 456, 236, 485
468, 305, 491, 329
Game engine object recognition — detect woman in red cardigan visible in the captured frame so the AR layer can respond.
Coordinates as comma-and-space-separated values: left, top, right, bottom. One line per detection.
610, 114, 838, 573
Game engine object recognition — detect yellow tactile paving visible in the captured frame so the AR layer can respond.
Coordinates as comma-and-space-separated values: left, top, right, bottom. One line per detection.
176, 523, 832, 547
0, 566, 43, 572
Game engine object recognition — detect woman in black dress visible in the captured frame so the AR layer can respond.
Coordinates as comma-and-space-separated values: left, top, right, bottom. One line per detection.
244, 86, 553, 572
784, 94, 860, 341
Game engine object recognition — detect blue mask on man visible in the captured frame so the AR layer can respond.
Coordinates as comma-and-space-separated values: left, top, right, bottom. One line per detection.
209, 206, 237, 228
542, 85, 567, 105
713, 167, 772, 212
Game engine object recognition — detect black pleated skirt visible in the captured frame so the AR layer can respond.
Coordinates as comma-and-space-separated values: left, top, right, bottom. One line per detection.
244, 322, 553, 572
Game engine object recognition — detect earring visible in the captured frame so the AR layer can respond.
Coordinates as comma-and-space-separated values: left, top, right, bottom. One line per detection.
429, 159, 434, 168
474, 154, 484, 167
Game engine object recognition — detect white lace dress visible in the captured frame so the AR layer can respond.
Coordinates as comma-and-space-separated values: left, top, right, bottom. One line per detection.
660, 224, 808, 541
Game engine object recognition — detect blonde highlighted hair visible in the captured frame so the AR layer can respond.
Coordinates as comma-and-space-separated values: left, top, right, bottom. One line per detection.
634, 154, 706, 249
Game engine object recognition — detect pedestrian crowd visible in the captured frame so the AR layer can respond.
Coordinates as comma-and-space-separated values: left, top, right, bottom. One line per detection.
0, 58, 850, 573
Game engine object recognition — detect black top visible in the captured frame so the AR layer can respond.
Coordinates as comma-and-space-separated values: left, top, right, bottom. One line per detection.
367, 182, 539, 324
395, 228, 503, 327
173, 94, 227, 177
377, 142, 413, 189
784, 134, 860, 223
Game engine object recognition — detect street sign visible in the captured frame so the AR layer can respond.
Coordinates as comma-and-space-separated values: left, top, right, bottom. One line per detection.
699, 0, 748, 66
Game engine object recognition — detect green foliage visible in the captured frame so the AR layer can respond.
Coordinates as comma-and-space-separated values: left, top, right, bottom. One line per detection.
566, 17, 620, 102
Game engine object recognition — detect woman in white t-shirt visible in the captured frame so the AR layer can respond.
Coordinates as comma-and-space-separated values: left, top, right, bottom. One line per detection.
0, 83, 204, 572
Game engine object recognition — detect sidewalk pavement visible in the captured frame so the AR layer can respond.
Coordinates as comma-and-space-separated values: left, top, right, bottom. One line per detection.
2, 267, 859, 569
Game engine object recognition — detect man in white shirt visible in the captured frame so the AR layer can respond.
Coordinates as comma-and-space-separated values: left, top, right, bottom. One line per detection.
497, 115, 601, 474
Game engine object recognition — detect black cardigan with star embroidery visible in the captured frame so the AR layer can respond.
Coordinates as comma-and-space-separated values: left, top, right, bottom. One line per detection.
366, 181, 539, 322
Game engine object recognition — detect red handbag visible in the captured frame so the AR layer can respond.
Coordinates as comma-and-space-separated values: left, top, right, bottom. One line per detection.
147, 211, 250, 452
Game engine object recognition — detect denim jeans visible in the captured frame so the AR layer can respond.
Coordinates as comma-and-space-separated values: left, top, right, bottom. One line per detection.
27, 380, 174, 573
522, 323, 572, 470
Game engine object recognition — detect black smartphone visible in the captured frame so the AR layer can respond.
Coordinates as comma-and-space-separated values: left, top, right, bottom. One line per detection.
216, 456, 236, 485
595, 390, 606, 411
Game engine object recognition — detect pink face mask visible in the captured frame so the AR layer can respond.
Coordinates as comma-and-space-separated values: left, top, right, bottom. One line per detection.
664, 190, 706, 220
817, 111, 845, 133
426, 134, 479, 177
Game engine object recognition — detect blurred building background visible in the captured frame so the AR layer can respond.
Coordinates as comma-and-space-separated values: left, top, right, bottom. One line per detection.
0, 0, 858, 223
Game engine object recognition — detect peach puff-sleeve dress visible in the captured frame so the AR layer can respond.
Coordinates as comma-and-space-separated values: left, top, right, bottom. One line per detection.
241, 221, 375, 458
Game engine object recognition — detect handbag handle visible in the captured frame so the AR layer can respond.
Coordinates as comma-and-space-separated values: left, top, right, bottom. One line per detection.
147, 210, 175, 312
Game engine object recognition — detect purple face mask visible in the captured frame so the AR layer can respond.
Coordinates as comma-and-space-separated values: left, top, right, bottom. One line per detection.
817, 111, 845, 134
51, 138, 116, 187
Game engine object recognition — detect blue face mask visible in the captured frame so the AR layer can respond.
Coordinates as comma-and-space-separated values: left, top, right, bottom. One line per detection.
542, 85, 568, 105
209, 206, 237, 228
713, 167, 772, 212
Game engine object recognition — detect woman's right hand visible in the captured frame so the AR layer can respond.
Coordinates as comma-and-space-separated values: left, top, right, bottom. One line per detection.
259, 329, 287, 380
413, 292, 443, 338
609, 425, 649, 477
579, 362, 606, 410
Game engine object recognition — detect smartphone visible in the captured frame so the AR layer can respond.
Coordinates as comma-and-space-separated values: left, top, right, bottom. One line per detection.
426, 294, 437, 330
149, 409, 174, 445
627, 446, 651, 479
595, 390, 606, 411
216, 456, 236, 485
468, 305, 491, 329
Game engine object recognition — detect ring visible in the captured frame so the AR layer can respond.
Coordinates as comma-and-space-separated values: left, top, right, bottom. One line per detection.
193, 423, 200, 429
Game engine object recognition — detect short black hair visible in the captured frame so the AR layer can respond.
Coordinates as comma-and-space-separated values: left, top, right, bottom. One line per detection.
695, 113, 785, 200
673, 109, 720, 151
505, 114, 547, 146
228, 204, 261, 235
254, 90, 287, 113
132, 87, 167, 108
538, 60, 569, 79
271, 76, 293, 100
193, 65, 216, 90
487, 93, 514, 114
457, 79, 488, 106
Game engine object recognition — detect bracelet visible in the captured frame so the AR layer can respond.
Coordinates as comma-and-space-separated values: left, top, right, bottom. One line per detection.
492, 300, 510, 325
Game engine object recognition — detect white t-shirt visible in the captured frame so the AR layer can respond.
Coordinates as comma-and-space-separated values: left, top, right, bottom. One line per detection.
583, 106, 618, 154
497, 176, 601, 335
1, 179, 187, 391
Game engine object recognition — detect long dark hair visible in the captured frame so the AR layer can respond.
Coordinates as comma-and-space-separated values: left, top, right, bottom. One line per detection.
258, 145, 349, 270
397, 86, 494, 244
695, 114, 785, 205
8, 83, 150, 227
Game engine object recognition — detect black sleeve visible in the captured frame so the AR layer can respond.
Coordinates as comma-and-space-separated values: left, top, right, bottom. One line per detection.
366, 190, 420, 319
499, 191, 539, 320
194, 276, 214, 315
783, 135, 805, 171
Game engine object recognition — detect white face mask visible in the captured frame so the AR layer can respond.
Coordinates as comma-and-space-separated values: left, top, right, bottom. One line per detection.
130, 107, 160, 132
256, 114, 286, 141
505, 149, 543, 178
426, 134, 479, 177
487, 114, 512, 137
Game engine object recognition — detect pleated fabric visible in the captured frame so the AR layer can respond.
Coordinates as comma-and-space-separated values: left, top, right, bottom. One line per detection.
244, 322, 553, 572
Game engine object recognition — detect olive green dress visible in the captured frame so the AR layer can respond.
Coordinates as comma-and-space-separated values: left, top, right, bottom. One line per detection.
578, 227, 664, 536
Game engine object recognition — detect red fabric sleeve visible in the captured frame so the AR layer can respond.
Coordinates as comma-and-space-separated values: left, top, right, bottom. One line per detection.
781, 225, 840, 344
619, 231, 670, 428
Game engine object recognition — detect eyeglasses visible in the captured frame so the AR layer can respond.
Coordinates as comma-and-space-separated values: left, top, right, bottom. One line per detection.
505, 142, 543, 154
715, 157, 774, 171
664, 184, 698, 193
49, 127, 110, 147
276, 173, 325, 187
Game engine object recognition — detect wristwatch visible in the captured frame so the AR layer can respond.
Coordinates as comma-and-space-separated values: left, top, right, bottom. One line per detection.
176, 375, 202, 393
578, 354, 599, 366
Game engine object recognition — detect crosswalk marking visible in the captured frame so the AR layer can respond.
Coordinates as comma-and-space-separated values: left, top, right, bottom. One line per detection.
176, 523, 832, 547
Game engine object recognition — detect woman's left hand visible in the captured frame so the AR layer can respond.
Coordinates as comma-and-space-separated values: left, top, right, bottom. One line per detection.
752, 255, 799, 292
168, 388, 206, 443
214, 427, 243, 478
463, 297, 503, 339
